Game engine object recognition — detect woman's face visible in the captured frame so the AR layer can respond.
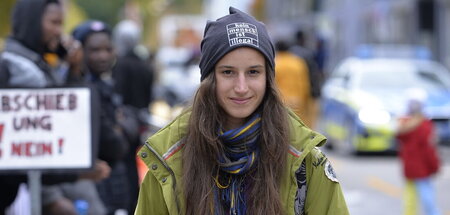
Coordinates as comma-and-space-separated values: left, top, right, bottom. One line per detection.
41, 3, 63, 52
215, 47, 266, 130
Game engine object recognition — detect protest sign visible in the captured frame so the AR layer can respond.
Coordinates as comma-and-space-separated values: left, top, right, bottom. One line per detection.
0, 88, 92, 170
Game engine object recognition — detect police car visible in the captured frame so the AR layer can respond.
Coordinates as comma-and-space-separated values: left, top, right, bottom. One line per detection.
319, 45, 450, 154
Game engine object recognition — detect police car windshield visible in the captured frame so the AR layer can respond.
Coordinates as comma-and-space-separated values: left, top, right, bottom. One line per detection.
357, 68, 449, 92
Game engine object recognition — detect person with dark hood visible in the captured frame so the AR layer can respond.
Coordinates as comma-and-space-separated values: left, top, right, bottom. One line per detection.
112, 19, 154, 214
72, 20, 139, 215
0, 0, 81, 87
0, 0, 110, 214
135, 7, 348, 215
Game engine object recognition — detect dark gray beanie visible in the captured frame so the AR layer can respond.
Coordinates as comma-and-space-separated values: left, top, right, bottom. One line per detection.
199, 7, 275, 81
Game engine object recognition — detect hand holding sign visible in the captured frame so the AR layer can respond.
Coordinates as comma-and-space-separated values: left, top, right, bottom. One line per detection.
79, 160, 111, 182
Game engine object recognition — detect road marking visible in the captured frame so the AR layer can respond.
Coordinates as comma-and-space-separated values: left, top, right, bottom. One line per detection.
366, 176, 402, 198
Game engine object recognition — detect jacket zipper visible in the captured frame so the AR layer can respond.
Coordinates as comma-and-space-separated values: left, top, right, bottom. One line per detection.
144, 141, 182, 215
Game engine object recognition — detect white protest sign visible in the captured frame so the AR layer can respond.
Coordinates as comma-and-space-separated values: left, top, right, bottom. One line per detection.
0, 88, 92, 170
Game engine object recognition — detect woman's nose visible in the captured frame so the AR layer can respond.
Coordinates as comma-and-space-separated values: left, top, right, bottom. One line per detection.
234, 73, 249, 93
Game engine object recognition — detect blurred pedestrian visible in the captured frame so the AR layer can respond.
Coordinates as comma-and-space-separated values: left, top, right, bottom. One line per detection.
275, 39, 312, 127
313, 35, 328, 78
113, 19, 154, 110
290, 29, 323, 129
396, 89, 441, 215
112, 19, 155, 214
73, 20, 140, 215
135, 7, 349, 215
0, 0, 109, 214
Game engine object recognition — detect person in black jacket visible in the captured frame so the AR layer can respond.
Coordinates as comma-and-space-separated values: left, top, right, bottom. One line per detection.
113, 20, 154, 109
112, 19, 154, 214
73, 20, 139, 215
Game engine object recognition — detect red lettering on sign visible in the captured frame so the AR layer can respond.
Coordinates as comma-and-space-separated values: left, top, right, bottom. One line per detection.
11, 141, 53, 157
58, 138, 64, 154
0, 124, 4, 142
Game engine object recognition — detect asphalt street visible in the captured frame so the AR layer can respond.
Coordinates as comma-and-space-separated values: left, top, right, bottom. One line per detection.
324, 145, 450, 215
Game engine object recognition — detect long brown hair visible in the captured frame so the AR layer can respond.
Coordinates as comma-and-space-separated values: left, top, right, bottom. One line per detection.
182, 64, 290, 215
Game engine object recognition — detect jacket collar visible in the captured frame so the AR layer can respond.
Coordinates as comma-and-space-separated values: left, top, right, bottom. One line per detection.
140, 108, 326, 167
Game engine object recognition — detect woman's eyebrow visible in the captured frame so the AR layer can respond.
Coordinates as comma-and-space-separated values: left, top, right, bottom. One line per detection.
216, 65, 235, 69
216, 64, 264, 69
249, 65, 264, 69
217, 65, 264, 68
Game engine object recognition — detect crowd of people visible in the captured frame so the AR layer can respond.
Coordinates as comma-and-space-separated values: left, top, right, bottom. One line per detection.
3, 0, 440, 215
0, 0, 153, 214
0, 0, 336, 214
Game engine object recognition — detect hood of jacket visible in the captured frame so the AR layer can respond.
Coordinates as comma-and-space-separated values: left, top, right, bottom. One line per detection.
11, 0, 58, 54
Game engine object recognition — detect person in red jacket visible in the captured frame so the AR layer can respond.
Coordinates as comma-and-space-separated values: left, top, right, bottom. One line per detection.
396, 89, 441, 215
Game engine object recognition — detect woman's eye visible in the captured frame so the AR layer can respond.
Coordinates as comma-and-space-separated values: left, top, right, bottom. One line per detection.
222, 70, 233, 75
248, 70, 259, 75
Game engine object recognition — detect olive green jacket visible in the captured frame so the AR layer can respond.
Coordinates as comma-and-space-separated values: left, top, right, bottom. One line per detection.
135, 110, 349, 215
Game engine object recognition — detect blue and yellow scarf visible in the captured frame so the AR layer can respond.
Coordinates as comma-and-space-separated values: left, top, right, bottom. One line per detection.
215, 113, 261, 215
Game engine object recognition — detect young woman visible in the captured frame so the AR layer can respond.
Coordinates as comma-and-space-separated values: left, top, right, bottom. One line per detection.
135, 7, 349, 215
